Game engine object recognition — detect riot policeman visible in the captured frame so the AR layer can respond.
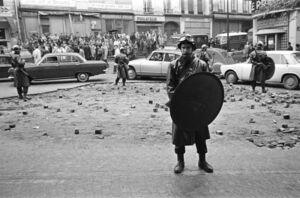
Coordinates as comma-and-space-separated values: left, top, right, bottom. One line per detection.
114, 47, 129, 86
166, 36, 213, 174
249, 41, 268, 93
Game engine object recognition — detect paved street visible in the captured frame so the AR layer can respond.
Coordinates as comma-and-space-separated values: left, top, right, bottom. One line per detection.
0, 66, 300, 197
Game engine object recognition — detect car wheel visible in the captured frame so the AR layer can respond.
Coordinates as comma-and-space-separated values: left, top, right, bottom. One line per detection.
127, 67, 137, 80
283, 75, 299, 90
77, 73, 89, 82
225, 71, 238, 84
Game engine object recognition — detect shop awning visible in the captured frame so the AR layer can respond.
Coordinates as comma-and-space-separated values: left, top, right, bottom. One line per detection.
256, 29, 286, 35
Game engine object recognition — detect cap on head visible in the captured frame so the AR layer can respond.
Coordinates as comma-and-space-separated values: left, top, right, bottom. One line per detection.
177, 35, 196, 50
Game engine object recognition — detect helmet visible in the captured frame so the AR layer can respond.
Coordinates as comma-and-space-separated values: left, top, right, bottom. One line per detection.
12, 45, 20, 51
177, 35, 196, 50
257, 41, 264, 47
201, 44, 208, 50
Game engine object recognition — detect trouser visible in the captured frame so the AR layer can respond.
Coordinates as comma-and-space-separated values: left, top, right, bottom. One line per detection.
115, 77, 126, 85
17, 86, 28, 97
175, 138, 207, 155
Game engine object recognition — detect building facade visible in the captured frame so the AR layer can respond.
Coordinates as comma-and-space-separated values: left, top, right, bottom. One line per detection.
15, 0, 253, 42
0, 0, 19, 48
252, 0, 300, 50
211, 0, 252, 38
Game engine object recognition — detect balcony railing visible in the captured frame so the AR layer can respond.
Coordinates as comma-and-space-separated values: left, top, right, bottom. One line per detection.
144, 8, 154, 14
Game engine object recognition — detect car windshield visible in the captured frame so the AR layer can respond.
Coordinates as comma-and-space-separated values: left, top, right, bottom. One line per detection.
291, 52, 300, 64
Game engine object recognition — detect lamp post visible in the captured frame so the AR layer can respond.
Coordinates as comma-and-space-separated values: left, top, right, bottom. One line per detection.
226, 0, 230, 52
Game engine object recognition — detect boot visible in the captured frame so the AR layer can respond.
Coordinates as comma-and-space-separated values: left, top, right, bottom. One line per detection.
174, 154, 184, 174
199, 154, 213, 173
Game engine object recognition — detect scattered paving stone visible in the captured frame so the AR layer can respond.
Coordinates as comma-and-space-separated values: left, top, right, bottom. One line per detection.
230, 98, 236, 102
4, 128, 10, 131
283, 114, 290, 119
249, 118, 256, 123
104, 108, 109, 112
42, 133, 48, 136
33, 126, 40, 129
155, 103, 160, 108
78, 102, 82, 105
166, 131, 172, 135
150, 115, 156, 118
57, 108, 61, 112
70, 109, 75, 113
282, 124, 288, 128
251, 130, 260, 135
44, 105, 48, 109
9, 124, 16, 128
250, 105, 255, 109
22, 111, 28, 115
95, 135, 104, 139
246, 137, 254, 142
95, 129, 102, 135
238, 97, 243, 101
153, 108, 158, 113
216, 130, 223, 135
59, 95, 63, 98
135, 90, 139, 93
266, 100, 273, 104
275, 111, 281, 116
74, 129, 79, 135
149, 100, 153, 104
164, 107, 168, 112
254, 142, 265, 147
284, 141, 295, 148
273, 120, 277, 124
268, 142, 278, 148
130, 105, 136, 109
261, 102, 266, 106
283, 103, 290, 108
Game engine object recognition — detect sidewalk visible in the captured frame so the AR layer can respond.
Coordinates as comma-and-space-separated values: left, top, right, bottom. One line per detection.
0, 136, 299, 197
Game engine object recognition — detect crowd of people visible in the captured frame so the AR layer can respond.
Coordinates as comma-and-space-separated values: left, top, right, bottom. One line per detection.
13, 30, 169, 64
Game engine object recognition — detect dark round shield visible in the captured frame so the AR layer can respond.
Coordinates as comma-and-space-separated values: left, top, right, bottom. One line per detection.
170, 72, 224, 130
263, 56, 275, 80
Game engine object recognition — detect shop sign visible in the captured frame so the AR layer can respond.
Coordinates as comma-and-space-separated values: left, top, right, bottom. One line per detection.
102, 15, 133, 20
257, 14, 288, 29
135, 16, 165, 22
0, 6, 13, 17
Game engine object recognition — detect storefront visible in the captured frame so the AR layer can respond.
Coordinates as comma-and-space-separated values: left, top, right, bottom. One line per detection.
254, 12, 289, 50
102, 14, 134, 35
135, 15, 165, 33
0, 6, 18, 49
164, 16, 180, 37
182, 16, 210, 36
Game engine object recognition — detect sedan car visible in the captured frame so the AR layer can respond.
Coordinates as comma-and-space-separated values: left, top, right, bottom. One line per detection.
0, 54, 12, 78
221, 51, 300, 90
127, 49, 181, 79
8, 53, 108, 82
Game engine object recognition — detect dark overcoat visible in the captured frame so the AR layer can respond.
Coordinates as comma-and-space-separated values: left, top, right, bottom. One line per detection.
166, 55, 210, 147
115, 53, 129, 79
12, 54, 30, 87
249, 49, 267, 82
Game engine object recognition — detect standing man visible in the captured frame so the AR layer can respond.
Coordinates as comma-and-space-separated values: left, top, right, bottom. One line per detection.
166, 36, 213, 174
11, 45, 31, 101
32, 44, 42, 64
287, 42, 293, 51
249, 41, 268, 93
114, 47, 129, 86
199, 44, 211, 71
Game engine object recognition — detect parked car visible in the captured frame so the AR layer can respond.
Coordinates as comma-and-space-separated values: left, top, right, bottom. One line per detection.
0, 54, 12, 78
127, 49, 181, 79
221, 51, 300, 90
194, 48, 235, 76
8, 53, 108, 82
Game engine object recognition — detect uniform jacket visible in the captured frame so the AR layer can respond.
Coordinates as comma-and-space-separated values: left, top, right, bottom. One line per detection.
12, 54, 30, 87
115, 53, 129, 79
249, 49, 267, 82
166, 55, 210, 146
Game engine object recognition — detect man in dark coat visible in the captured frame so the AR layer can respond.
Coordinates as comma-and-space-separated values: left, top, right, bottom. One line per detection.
166, 36, 213, 174
11, 45, 31, 101
249, 41, 268, 93
114, 47, 129, 86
